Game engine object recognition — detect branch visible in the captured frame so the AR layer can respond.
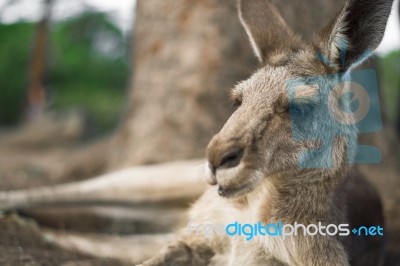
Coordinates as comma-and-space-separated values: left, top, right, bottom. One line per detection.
0, 159, 207, 211
42, 229, 175, 264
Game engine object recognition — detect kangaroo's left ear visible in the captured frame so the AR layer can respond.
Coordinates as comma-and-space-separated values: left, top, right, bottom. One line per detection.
238, 0, 303, 64
319, 0, 394, 70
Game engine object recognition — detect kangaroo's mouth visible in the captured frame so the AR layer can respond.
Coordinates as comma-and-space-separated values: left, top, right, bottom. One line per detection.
211, 165, 265, 198
217, 181, 256, 198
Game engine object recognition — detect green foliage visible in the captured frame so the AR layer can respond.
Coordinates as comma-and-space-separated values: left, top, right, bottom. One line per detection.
48, 11, 129, 133
377, 50, 400, 123
0, 11, 129, 133
0, 22, 34, 125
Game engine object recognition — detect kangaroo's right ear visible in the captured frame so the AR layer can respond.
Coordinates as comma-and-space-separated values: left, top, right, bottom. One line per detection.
238, 0, 301, 64
319, 0, 394, 70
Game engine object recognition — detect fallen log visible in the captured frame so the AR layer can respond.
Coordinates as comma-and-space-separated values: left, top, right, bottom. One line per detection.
42, 229, 175, 264
41, 228, 229, 265
0, 159, 207, 211
19, 205, 187, 234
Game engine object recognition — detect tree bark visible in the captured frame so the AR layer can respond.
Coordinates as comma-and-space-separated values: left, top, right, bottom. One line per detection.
109, 0, 256, 168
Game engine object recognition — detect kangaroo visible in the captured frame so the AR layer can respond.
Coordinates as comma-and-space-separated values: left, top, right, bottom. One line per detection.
140, 0, 393, 265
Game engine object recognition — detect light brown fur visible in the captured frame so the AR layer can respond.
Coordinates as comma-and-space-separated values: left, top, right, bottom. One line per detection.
140, 0, 393, 265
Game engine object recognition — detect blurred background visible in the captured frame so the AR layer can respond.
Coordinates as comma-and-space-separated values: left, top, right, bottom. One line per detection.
0, 0, 134, 135
0, 0, 399, 136
0, 0, 399, 265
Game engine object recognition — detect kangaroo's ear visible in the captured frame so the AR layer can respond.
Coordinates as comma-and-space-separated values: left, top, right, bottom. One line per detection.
319, 0, 394, 70
238, 0, 301, 64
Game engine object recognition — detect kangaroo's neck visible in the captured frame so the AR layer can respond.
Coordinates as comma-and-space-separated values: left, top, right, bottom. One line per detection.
236, 168, 348, 225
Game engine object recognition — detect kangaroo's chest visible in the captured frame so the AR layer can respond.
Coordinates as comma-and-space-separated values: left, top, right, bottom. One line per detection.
221, 189, 294, 265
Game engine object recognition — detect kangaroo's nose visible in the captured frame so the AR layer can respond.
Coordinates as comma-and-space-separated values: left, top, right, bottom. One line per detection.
208, 147, 244, 172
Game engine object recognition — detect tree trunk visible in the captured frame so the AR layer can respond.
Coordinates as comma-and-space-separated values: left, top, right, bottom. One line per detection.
25, 0, 53, 122
397, 0, 400, 135
109, 0, 257, 168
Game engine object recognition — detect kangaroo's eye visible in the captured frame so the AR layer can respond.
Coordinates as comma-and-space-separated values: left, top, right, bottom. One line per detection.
231, 101, 241, 112
230, 88, 243, 111
232, 98, 242, 108
230, 96, 242, 111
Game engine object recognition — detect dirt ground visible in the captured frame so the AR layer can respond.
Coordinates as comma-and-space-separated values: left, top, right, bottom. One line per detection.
0, 215, 126, 266
0, 122, 126, 265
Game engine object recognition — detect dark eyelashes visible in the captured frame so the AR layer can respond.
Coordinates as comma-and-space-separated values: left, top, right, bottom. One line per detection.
234, 99, 242, 107
231, 98, 242, 110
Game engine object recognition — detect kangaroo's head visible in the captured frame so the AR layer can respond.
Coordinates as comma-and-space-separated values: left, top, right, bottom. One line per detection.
206, 0, 393, 198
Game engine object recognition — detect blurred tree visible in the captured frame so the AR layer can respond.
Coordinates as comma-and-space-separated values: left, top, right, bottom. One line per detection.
25, 0, 54, 122
48, 11, 128, 133
109, 0, 256, 167
0, 10, 128, 131
397, 1, 400, 134
378, 51, 400, 130
0, 22, 34, 126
